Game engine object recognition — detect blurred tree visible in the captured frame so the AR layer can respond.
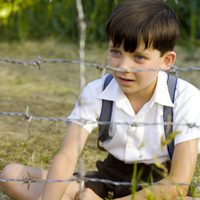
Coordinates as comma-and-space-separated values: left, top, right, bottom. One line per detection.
83, 0, 121, 42
166, 0, 200, 46
0, 0, 199, 46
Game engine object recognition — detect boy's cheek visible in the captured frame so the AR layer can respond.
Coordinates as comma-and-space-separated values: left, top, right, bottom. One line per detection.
109, 59, 119, 68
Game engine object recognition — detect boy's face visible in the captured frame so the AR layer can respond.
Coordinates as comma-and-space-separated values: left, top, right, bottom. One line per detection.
108, 40, 176, 99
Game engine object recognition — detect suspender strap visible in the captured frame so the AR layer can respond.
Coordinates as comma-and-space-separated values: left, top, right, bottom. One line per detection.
98, 74, 113, 150
163, 75, 177, 160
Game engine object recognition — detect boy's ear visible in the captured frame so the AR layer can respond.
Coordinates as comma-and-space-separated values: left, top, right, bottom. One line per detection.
161, 51, 176, 71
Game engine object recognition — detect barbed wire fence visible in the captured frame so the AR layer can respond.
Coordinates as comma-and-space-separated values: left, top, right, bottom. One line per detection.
1, 57, 200, 73
0, 0, 200, 199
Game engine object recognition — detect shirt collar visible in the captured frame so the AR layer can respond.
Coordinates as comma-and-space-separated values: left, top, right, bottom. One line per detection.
97, 76, 124, 102
97, 78, 134, 116
97, 72, 174, 113
149, 71, 174, 107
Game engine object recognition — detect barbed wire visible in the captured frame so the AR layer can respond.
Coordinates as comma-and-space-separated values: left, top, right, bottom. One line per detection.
2, 174, 200, 195
1, 0, 200, 197
0, 57, 200, 73
0, 175, 191, 188
0, 110, 199, 129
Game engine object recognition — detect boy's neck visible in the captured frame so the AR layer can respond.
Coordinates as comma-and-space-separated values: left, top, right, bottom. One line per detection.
126, 79, 157, 114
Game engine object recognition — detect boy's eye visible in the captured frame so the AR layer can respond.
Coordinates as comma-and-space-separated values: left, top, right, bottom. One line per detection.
110, 49, 121, 57
134, 55, 145, 62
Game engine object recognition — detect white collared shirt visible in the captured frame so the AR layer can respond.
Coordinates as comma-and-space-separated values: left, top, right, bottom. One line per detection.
68, 71, 200, 164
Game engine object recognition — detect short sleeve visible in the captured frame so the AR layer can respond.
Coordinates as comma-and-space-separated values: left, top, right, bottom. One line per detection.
67, 81, 102, 134
174, 83, 200, 147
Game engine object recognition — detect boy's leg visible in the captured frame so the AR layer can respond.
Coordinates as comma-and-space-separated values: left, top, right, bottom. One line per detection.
0, 163, 47, 200
62, 181, 80, 200
0, 163, 83, 200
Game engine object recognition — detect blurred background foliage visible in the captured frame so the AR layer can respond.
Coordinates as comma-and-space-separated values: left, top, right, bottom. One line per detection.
0, 0, 199, 47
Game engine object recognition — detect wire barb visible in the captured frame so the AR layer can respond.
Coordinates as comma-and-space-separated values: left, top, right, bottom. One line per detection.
0, 110, 200, 128
0, 57, 200, 73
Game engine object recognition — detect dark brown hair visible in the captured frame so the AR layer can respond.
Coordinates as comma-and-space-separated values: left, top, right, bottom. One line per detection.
106, 0, 180, 56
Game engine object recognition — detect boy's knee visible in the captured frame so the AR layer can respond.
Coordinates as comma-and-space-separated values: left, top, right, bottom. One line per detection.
1, 163, 24, 178
0, 163, 26, 194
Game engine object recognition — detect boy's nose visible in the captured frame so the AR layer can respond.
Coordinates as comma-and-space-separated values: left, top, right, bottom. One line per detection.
119, 58, 134, 72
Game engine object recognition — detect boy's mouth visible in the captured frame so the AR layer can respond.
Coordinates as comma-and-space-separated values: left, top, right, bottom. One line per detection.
117, 76, 135, 85
118, 76, 135, 81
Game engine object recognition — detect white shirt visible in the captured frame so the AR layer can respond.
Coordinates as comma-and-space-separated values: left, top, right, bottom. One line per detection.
68, 71, 200, 164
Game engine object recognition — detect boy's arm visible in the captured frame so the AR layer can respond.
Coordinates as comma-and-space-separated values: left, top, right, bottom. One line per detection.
115, 138, 198, 200
42, 122, 89, 200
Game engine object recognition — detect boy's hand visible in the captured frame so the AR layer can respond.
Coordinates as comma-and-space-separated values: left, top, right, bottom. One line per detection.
74, 188, 102, 200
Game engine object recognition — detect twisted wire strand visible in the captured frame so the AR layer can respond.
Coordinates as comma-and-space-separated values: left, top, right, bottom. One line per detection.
0, 176, 190, 187
0, 111, 199, 128
0, 57, 200, 73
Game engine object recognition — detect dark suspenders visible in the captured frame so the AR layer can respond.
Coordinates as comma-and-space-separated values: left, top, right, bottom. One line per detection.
98, 74, 114, 151
163, 75, 177, 159
98, 73, 177, 160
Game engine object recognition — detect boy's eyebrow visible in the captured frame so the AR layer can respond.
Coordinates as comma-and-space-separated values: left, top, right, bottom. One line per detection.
108, 43, 151, 57
133, 51, 150, 57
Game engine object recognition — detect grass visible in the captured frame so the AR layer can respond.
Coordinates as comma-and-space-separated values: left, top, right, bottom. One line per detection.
0, 39, 200, 199
0, 39, 108, 164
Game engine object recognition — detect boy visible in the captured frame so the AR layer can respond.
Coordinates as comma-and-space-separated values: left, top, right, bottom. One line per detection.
1, 0, 200, 199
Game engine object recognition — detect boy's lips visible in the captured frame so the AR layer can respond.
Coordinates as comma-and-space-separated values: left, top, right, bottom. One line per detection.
117, 76, 135, 85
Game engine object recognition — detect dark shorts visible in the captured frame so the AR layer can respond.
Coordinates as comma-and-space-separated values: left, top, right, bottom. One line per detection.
84, 154, 170, 199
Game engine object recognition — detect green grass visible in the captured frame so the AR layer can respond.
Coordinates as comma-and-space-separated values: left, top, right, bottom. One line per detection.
0, 40, 200, 199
